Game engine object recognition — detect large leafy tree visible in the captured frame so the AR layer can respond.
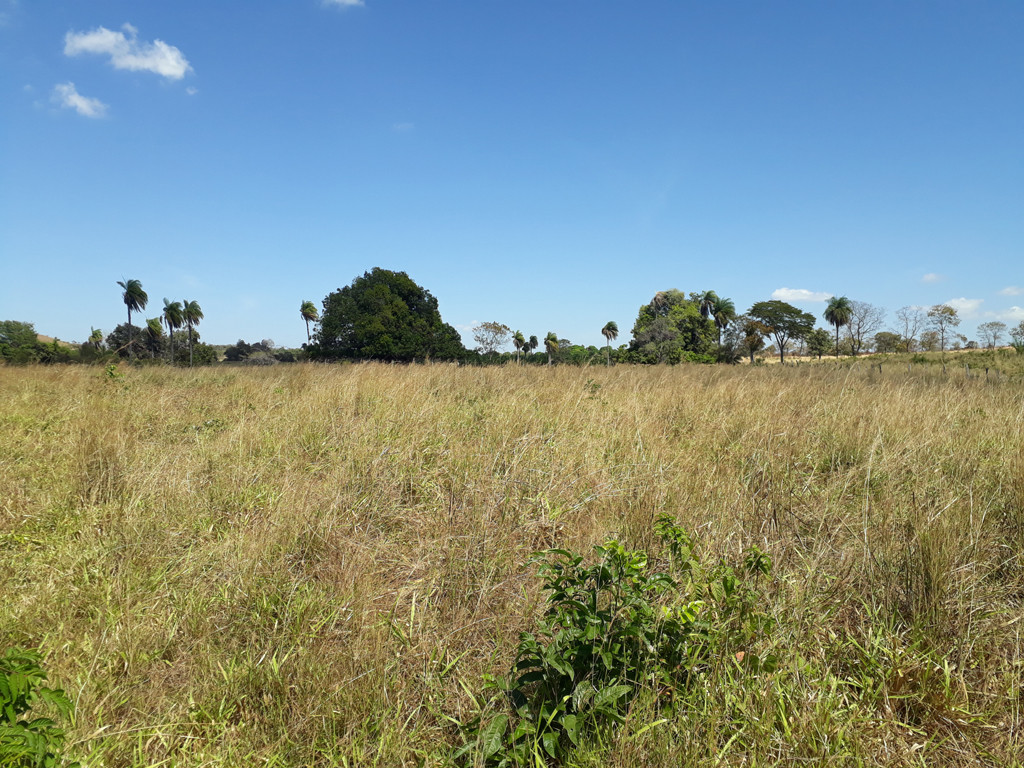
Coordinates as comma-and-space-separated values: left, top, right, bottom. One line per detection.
117, 279, 148, 357
183, 300, 204, 367
629, 290, 716, 364
162, 299, 184, 362
748, 300, 815, 364
312, 268, 465, 362
472, 321, 512, 356
300, 300, 319, 342
544, 332, 559, 366
601, 321, 619, 366
823, 296, 852, 358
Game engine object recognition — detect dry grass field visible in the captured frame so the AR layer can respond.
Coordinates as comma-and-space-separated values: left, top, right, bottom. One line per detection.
2, 363, 1022, 766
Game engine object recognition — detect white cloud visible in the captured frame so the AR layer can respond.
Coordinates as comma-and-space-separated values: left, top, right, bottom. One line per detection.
771, 288, 833, 303
996, 306, 1024, 323
52, 82, 107, 118
998, 286, 1021, 296
324, 0, 365, 7
186, 86, 198, 96
922, 273, 944, 283
946, 297, 984, 318
64, 23, 192, 80
392, 122, 415, 132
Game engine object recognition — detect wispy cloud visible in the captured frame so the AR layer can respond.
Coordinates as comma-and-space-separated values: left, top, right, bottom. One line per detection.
998, 286, 1021, 296
997, 306, 1024, 322
323, 0, 365, 7
922, 272, 944, 283
64, 23, 192, 80
392, 122, 415, 133
771, 288, 833, 303
946, 297, 984, 318
52, 82, 107, 118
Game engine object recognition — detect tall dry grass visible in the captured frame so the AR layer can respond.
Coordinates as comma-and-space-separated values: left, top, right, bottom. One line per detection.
1, 362, 1022, 766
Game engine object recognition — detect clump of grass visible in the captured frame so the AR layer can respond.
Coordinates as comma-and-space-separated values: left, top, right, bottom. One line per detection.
0, 363, 1022, 765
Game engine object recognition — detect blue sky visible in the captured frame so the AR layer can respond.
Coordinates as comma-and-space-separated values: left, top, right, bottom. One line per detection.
1, 0, 1021, 348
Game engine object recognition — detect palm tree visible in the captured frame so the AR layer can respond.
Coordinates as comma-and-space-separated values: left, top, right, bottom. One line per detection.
300, 300, 319, 343
601, 321, 619, 366
162, 299, 184, 362
89, 327, 103, 349
145, 317, 164, 358
512, 330, 526, 364
117, 279, 148, 357
544, 332, 559, 366
823, 296, 853, 358
527, 335, 539, 358
711, 296, 736, 344
182, 299, 204, 367
696, 290, 719, 320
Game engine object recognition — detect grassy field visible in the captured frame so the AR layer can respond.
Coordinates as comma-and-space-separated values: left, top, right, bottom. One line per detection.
2, 363, 1022, 766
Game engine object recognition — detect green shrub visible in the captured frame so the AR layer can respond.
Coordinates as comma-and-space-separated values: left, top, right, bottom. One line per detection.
455, 517, 774, 766
0, 648, 78, 768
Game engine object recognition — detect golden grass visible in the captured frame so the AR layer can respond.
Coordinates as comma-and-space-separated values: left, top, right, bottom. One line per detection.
1, 362, 1022, 766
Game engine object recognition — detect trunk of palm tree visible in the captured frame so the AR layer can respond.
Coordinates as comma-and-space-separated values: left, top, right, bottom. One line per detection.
305, 318, 311, 342
547, 351, 551, 366
605, 341, 610, 366
169, 328, 174, 363
189, 325, 194, 367
835, 325, 840, 358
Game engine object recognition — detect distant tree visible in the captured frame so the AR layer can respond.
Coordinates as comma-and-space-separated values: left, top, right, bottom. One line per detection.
0, 320, 46, 363
144, 317, 166, 357
527, 335, 539, 362
749, 300, 815, 365
926, 304, 960, 352
895, 306, 925, 352
601, 321, 619, 366
105, 323, 149, 359
806, 327, 834, 359
183, 299, 204, 367
313, 268, 465, 362
823, 296, 852, 358
300, 300, 319, 343
162, 299, 184, 362
845, 300, 885, 355
694, 290, 719, 320
224, 339, 255, 362
711, 296, 736, 345
733, 316, 770, 364
977, 321, 1008, 349
472, 321, 512, 356
544, 332, 559, 366
89, 326, 104, 349
512, 330, 526, 364
1010, 321, 1024, 354
117, 279, 148, 358
629, 290, 716, 364
873, 331, 902, 354
919, 330, 941, 352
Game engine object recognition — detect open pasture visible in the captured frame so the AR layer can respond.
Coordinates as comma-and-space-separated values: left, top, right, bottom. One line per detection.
1, 363, 1022, 766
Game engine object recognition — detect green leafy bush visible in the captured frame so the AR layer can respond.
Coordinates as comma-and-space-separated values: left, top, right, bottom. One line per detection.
456, 517, 774, 766
0, 648, 78, 768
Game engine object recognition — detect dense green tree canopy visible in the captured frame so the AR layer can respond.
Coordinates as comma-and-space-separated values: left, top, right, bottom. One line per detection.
312, 268, 465, 362
628, 290, 716, 364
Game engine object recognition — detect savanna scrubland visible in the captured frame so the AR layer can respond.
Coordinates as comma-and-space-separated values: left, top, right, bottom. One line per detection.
1, 363, 1022, 767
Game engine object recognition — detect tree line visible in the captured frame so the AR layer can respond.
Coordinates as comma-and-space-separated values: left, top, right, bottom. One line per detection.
299, 268, 1024, 366
3, 269, 1022, 366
